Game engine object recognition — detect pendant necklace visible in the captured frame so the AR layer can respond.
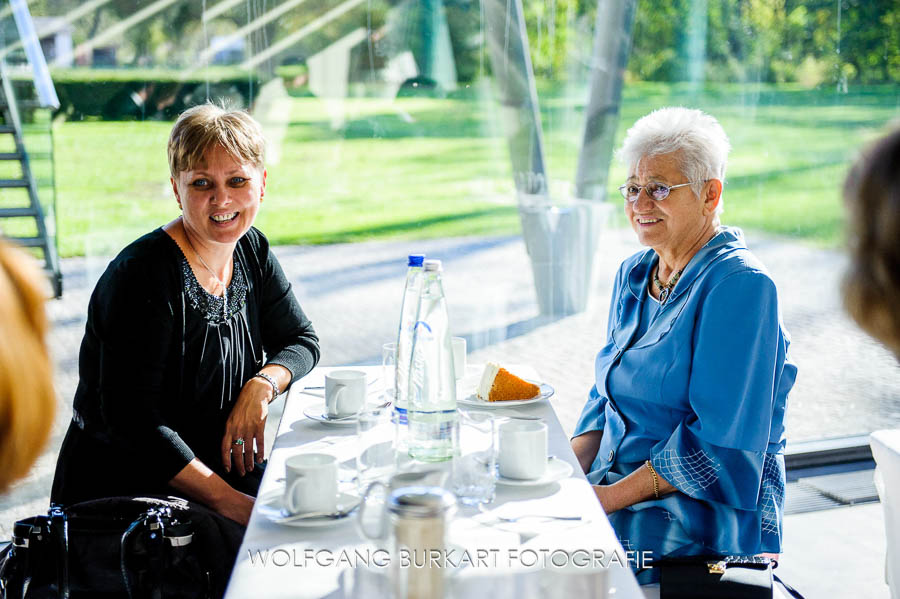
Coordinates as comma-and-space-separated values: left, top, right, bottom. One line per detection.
654, 265, 684, 304
184, 231, 231, 320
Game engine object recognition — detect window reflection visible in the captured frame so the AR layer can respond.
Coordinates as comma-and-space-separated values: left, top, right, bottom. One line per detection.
0, 1, 898, 539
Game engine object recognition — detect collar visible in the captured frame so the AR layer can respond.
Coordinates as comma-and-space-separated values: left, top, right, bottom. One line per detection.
625, 226, 746, 303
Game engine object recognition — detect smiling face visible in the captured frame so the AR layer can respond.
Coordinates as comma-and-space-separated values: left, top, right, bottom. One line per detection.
171, 144, 266, 248
625, 151, 720, 260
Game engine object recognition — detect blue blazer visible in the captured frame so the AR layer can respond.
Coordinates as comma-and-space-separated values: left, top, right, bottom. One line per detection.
575, 226, 797, 554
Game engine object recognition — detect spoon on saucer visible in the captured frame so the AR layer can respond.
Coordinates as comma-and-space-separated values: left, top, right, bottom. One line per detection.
276, 503, 359, 524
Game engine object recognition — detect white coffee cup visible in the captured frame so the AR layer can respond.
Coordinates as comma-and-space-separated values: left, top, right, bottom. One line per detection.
451, 337, 466, 380
498, 419, 548, 480
284, 453, 338, 515
325, 369, 367, 418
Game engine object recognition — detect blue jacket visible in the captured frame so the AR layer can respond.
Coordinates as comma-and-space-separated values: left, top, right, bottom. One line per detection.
575, 226, 797, 554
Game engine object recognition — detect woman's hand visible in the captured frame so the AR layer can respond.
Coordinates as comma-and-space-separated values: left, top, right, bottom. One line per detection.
222, 365, 291, 475
221, 377, 272, 475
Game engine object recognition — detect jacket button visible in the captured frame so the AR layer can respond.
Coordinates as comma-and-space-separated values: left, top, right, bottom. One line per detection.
608, 450, 615, 462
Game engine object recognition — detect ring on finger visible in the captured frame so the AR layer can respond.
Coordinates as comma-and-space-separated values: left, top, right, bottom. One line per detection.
233, 438, 245, 446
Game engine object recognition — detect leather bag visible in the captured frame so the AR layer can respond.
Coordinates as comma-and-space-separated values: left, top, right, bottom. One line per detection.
650, 555, 805, 599
0, 496, 243, 599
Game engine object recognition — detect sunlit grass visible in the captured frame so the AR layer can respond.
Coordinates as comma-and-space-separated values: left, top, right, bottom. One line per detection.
45, 82, 900, 257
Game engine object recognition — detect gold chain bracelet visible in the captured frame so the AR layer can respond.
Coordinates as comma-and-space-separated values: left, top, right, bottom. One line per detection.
645, 460, 660, 499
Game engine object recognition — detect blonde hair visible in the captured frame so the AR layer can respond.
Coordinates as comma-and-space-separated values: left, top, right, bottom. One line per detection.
842, 126, 900, 358
0, 240, 54, 492
167, 103, 266, 177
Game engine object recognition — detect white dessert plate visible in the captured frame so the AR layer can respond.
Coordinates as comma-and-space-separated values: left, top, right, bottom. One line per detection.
302, 403, 358, 426
457, 381, 554, 408
256, 489, 360, 528
495, 457, 574, 487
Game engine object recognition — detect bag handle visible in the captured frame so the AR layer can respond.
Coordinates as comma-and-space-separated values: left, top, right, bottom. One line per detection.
773, 573, 806, 599
1, 511, 69, 599
121, 507, 168, 599
48, 506, 70, 599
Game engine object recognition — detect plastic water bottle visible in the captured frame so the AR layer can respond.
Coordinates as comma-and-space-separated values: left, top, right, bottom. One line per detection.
395, 254, 426, 426
407, 259, 458, 462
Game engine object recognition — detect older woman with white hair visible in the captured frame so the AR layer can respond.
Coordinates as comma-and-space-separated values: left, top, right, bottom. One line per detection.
571, 107, 797, 573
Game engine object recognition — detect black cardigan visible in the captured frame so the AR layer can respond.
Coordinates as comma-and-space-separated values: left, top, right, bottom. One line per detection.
51, 227, 319, 504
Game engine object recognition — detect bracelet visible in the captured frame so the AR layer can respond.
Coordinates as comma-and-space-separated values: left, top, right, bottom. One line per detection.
645, 460, 660, 499
253, 372, 280, 402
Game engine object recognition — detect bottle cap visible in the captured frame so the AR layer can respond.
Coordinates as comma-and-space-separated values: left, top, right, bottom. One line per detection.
407, 254, 425, 267
423, 259, 442, 272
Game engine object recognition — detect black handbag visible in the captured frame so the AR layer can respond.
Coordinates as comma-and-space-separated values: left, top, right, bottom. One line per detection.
658, 555, 773, 599
649, 555, 805, 599
0, 496, 244, 599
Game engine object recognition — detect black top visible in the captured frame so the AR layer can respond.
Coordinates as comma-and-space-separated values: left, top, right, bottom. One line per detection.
51, 227, 319, 504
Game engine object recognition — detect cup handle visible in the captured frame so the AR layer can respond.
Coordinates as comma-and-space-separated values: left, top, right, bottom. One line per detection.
356, 480, 388, 541
284, 474, 306, 515
330, 384, 346, 415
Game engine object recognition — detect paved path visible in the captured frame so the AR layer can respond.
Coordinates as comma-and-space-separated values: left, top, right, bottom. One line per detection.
2, 226, 899, 537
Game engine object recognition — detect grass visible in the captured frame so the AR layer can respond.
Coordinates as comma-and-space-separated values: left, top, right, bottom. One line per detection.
4, 81, 897, 257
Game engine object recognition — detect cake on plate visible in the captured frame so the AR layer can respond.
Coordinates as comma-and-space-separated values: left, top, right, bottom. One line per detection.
475, 363, 541, 402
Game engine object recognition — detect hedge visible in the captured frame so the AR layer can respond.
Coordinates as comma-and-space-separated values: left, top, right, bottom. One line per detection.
9, 66, 310, 121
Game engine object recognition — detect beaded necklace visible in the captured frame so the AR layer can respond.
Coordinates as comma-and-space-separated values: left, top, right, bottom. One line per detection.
184, 231, 231, 320
653, 265, 684, 304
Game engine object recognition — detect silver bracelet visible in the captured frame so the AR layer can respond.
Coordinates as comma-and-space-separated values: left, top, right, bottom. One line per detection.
253, 372, 280, 402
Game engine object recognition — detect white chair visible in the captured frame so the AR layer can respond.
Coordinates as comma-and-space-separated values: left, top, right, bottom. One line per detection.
871, 429, 900, 599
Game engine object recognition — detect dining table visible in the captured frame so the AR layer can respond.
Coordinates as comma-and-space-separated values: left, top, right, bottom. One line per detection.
223, 364, 647, 599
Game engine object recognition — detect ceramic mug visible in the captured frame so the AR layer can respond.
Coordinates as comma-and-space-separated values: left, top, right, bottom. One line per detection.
284, 453, 338, 515
498, 419, 548, 480
325, 369, 367, 418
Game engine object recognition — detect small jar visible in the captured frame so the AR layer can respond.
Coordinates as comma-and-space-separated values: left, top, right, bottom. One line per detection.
359, 485, 456, 599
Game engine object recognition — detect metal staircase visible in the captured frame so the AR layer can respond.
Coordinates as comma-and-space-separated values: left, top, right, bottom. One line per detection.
0, 60, 61, 297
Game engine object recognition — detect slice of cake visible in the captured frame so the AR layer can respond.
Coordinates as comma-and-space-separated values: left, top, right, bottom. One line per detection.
476, 363, 540, 402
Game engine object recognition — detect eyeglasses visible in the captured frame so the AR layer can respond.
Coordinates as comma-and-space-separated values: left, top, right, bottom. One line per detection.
618, 181, 705, 203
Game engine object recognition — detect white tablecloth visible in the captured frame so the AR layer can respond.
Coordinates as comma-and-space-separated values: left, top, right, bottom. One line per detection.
223, 365, 644, 599
871, 429, 900, 599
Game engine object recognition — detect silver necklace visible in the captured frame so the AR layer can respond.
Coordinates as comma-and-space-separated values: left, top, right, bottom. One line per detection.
184, 231, 230, 319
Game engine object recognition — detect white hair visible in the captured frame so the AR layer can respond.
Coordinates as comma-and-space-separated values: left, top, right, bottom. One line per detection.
617, 107, 731, 214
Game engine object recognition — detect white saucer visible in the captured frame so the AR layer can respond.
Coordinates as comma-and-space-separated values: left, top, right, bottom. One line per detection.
495, 457, 574, 486
302, 403, 358, 426
458, 381, 555, 408
257, 489, 360, 527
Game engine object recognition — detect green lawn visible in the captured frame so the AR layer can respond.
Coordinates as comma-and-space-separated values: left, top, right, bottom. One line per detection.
24, 82, 900, 257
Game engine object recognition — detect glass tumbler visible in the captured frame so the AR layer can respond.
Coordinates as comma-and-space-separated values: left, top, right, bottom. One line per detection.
382, 342, 397, 403
357, 406, 395, 493
450, 410, 496, 506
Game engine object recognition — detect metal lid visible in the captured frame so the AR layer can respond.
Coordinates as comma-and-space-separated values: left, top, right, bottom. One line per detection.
423, 259, 442, 272
387, 486, 456, 519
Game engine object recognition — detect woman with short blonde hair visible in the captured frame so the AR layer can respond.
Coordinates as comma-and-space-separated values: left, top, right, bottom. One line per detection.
0, 240, 54, 492
51, 103, 320, 526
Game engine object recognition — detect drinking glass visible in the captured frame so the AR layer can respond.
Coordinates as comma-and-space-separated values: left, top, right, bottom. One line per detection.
357, 406, 395, 493
451, 411, 496, 505
382, 342, 397, 402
